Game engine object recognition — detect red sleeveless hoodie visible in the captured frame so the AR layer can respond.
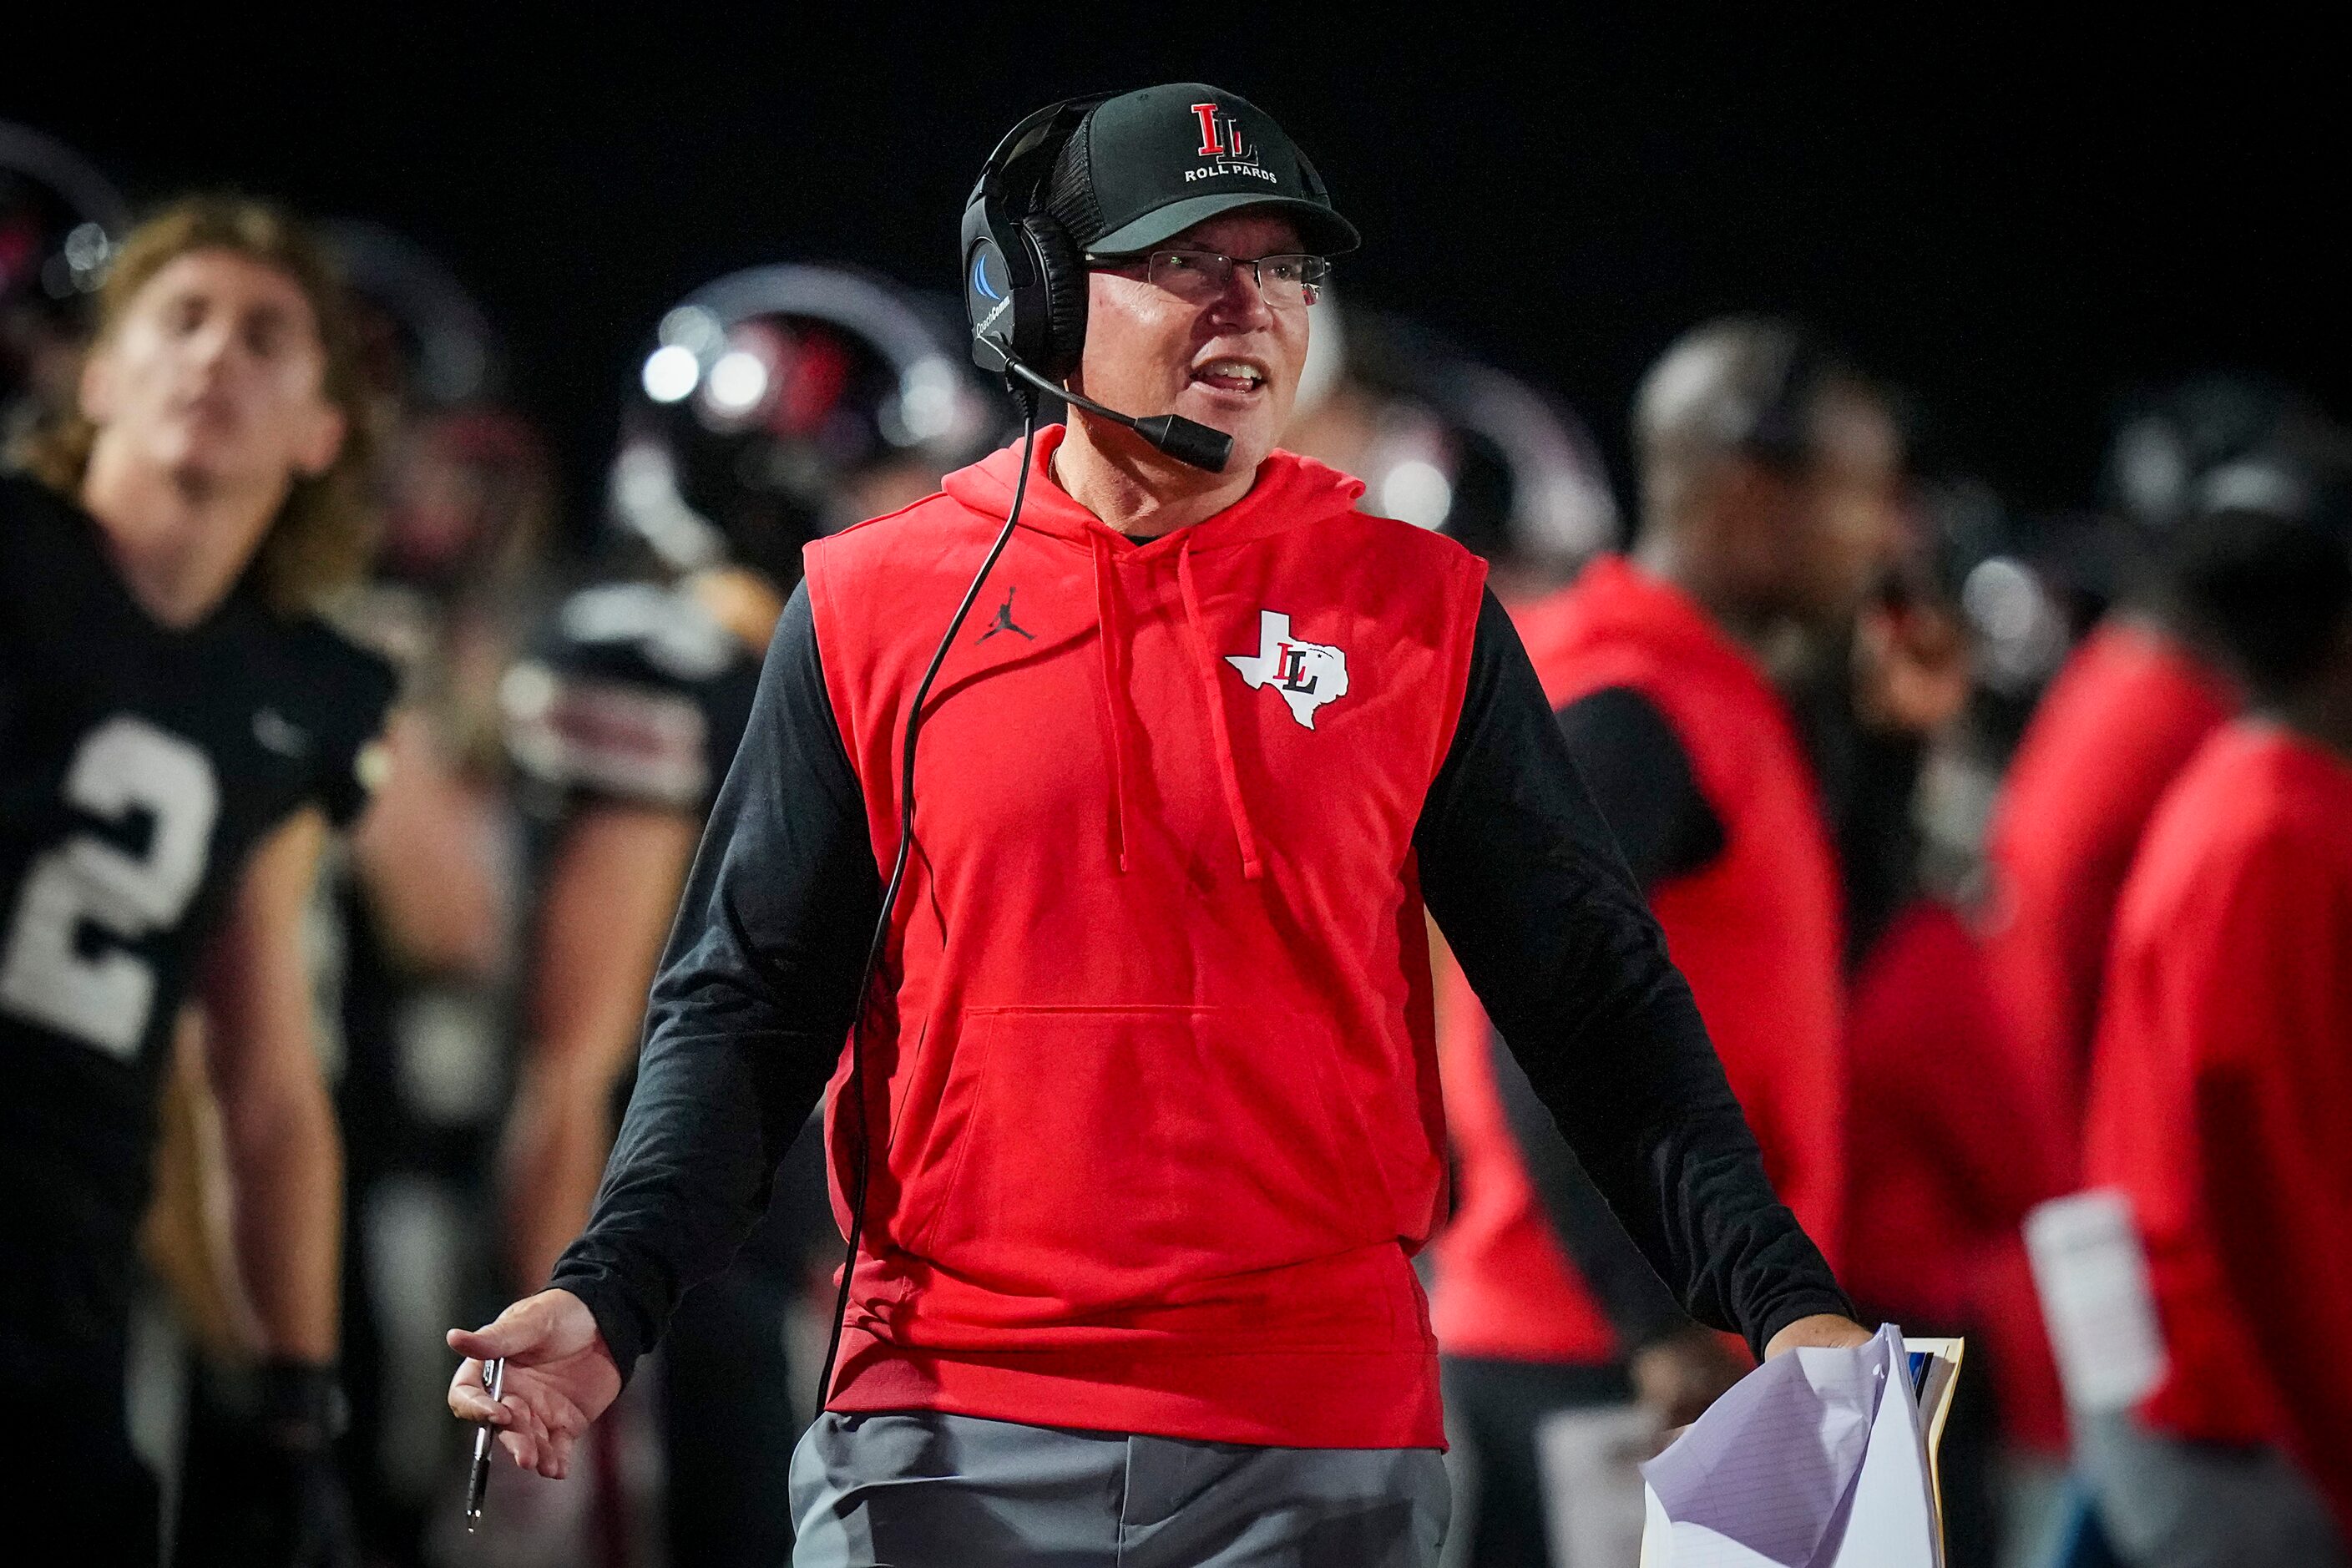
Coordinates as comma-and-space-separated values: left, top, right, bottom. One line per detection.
801, 427, 1487, 1448
1434, 557, 1844, 1362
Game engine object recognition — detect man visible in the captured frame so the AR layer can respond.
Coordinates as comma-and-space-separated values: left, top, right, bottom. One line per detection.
2079, 500, 2352, 1565
494, 264, 993, 1565
1433, 319, 1895, 1565
0, 196, 397, 1563
451, 86, 1865, 1567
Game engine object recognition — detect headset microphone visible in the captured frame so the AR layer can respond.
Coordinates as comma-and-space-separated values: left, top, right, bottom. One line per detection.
1000, 357, 1232, 473
1130, 413, 1235, 475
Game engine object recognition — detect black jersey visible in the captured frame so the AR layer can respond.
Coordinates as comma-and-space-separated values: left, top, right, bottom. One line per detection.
502, 578, 761, 819
0, 473, 396, 1373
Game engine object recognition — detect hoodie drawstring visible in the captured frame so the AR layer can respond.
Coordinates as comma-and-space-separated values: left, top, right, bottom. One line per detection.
1090, 530, 1132, 873
1176, 537, 1265, 881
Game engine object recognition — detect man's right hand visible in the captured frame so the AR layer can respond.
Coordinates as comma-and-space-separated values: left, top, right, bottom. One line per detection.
445, 1288, 621, 1480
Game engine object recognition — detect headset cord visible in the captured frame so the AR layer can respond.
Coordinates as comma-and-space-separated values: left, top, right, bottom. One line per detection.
813, 399, 1039, 1412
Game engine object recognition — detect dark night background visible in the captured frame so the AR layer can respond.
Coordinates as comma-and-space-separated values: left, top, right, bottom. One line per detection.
8, 13, 2342, 529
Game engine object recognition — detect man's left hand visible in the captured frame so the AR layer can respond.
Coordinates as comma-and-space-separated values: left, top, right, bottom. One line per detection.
1762, 1313, 1875, 1358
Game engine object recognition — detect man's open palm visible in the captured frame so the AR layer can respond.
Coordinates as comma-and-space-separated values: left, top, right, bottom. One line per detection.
446, 1288, 621, 1479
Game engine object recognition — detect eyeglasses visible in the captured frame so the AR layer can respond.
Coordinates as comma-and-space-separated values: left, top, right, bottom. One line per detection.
1090, 249, 1331, 309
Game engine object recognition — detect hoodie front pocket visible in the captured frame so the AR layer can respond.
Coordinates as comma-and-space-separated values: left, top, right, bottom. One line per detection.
912, 1004, 1385, 1309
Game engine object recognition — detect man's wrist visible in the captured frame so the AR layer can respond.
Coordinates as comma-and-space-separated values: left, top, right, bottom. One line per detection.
546, 1268, 648, 1385
1749, 1291, 1861, 1360
1762, 1311, 1875, 1360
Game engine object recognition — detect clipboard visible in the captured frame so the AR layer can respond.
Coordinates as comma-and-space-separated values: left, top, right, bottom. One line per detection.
1906, 1336, 1965, 1555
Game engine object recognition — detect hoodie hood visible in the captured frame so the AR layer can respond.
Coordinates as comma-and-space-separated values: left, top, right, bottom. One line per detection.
942, 424, 1367, 553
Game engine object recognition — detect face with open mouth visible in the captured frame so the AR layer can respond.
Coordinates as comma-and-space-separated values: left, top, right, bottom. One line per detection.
1073, 210, 1312, 482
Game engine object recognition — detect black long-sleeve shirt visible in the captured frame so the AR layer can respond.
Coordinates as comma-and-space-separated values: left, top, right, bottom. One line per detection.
1485, 686, 1734, 1353
553, 584, 1850, 1380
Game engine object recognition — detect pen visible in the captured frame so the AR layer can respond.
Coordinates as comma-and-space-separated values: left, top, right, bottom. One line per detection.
464, 1357, 505, 1531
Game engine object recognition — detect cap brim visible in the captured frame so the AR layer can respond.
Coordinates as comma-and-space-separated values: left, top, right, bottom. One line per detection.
1088, 193, 1361, 259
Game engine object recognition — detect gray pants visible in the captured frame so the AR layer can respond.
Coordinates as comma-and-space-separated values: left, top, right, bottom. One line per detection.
788, 1409, 1450, 1567
2079, 1409, 2344, 1568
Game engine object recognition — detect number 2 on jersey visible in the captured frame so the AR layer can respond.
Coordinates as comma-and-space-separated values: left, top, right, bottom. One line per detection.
0, 715, 218, 1058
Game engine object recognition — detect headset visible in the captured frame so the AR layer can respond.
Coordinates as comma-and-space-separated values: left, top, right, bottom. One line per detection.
958, 94, 1233, 472
960, 95, 1100, 385
812, 95, 1234, 1409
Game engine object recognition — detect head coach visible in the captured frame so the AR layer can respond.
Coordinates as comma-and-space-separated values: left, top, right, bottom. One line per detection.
450, 83, 1866, 1566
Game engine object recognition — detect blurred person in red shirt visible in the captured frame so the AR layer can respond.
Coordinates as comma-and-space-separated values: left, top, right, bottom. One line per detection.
1971, 584, 2229, 1478
1979, 612, 2234, 1152
1976, 397, 2346, 1507
1434, 318, 1897, 1567
1980, 380, 2352, 1159
2079, 493, 2352, 1566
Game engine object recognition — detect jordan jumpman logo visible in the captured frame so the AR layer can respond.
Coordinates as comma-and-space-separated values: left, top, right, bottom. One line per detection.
977, 585, 1034, 643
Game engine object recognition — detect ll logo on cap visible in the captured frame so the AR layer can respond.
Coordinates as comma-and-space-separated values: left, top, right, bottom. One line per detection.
1186, 101, 1273, 186
1191, 103, 1249, 160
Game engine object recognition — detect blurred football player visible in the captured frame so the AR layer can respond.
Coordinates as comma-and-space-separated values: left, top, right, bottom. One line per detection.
0, 196, 395, 1564
493, 264, 993, 1565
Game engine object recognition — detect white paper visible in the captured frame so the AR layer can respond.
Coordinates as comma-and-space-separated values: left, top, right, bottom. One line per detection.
2023, 1189, 2168, 1412
1535, 1403, 1658, 1568
1823, 1343, 1939, 1567
1637, 1324, 1941, 1567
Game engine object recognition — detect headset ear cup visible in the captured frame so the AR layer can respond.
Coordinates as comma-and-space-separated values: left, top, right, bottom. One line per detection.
1022, 217, 1089, 379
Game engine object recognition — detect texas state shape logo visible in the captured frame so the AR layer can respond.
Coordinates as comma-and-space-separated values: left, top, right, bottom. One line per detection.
1226, 609, 1348, 729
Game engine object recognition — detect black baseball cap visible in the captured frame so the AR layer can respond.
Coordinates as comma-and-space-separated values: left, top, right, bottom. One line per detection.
1044, 83, 1360, 260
